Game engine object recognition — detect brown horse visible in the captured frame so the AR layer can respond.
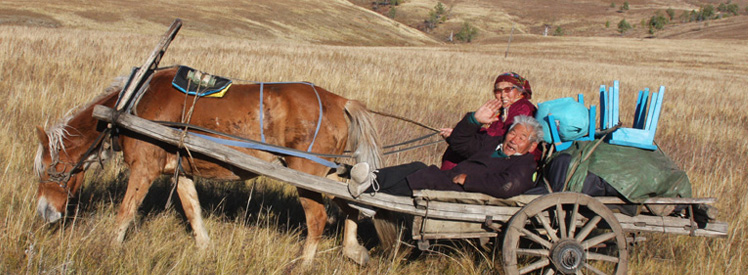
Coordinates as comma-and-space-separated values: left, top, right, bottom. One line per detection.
34, 66, 382, 266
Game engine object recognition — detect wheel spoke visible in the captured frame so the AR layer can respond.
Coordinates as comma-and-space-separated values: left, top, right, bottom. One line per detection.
520, 227, 553, 249
556, 203, 567, 239
583, 262, 608, 275
587, 251, 620, 263
534, 212, 559, 242
568, 202, 579, 238
543, 269, 555, 275
517, 248, 550, 257
582, 232, 617, 249
575, 215, 601, 242
519, 258, 550, 274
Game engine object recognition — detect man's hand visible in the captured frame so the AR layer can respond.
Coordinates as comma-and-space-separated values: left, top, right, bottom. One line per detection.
474, 99, 501, 125
452, 174, 467, 185
439, 128, 453, 138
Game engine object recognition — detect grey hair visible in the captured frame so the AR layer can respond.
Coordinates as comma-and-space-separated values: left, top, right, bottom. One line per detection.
509, 115, 544, 143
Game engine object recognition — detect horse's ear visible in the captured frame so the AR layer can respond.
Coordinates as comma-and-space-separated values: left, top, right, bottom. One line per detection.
35, 126, 49, 147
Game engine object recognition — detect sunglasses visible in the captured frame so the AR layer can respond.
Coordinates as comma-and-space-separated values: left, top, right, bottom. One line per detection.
494, 86, 522, 93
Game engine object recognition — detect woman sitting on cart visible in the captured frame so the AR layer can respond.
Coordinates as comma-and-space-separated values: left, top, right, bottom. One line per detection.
440, 72, 537, 170
348, 100, 543, 199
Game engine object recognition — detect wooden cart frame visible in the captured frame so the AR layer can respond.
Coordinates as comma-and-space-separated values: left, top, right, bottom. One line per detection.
92, 105, 727, 275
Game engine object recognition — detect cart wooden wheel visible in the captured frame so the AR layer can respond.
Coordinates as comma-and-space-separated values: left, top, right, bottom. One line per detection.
502, 192, 628, 275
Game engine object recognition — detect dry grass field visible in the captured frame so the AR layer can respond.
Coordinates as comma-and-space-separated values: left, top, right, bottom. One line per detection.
1, 0, 748, 274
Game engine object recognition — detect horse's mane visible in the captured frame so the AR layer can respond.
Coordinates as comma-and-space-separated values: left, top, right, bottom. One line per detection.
34, 77, 126, 177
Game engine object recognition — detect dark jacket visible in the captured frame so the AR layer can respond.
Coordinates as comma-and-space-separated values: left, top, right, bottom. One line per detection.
406, 113, 537, 198
440, 98, 537, 170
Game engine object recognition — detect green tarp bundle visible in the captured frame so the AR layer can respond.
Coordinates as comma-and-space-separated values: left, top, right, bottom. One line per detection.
558, 139, 692, 203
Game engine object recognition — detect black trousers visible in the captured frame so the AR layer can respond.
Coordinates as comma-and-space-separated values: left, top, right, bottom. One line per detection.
364, 162, 428, 196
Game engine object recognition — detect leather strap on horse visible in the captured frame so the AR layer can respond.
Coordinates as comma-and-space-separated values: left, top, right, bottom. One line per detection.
44, 128, 111, 195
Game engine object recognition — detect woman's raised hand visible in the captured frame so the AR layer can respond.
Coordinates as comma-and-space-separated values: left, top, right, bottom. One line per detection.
474, 99, 501, 124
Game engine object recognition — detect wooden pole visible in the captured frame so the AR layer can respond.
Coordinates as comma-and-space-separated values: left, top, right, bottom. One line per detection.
504, 23, 514, 58
115, 19, 182, 111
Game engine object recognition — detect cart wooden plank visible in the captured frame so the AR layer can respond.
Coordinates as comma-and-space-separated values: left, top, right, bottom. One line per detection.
615, 213, 727, 237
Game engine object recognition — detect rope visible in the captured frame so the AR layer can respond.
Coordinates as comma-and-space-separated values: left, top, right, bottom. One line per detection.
154, 120, 445, 159
370, 110, 440, 132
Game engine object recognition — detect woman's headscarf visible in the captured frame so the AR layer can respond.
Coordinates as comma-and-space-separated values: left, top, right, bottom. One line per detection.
494, 72, 532, 99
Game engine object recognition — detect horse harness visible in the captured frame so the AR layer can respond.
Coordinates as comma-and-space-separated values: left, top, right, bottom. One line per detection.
41, 128, 114, 197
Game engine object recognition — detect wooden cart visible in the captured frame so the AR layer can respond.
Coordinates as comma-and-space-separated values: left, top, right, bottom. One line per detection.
92, 105, 727, 275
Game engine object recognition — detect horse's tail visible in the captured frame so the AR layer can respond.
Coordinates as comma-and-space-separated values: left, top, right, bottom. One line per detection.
344, 100, 383, 170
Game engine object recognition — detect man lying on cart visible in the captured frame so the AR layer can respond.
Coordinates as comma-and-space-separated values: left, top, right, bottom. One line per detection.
346, 99, 542, 203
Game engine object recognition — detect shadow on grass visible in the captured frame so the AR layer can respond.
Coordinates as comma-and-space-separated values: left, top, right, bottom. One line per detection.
65, 167, 496, 270
71, 168, 382, 250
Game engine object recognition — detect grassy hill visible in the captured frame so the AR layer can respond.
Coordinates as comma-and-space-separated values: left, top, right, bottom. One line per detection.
3, 0, 748, 46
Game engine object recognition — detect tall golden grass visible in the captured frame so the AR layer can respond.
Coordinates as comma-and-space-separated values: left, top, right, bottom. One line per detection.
1, 25, 747, 274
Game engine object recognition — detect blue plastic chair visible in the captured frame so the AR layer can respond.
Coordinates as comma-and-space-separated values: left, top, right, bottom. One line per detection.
599, 81, 665, 150
600, 80, 621, 130
545, 94, 596, 151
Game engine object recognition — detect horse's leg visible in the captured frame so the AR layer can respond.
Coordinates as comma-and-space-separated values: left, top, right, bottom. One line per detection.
285, 157, 330, 267
114, 163, 159, 244
176, 176, 210, 248
295, 188, 327, 267
334, 198, 370, 265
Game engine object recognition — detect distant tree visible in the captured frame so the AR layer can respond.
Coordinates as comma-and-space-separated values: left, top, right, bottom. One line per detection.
610, 2, 616, 8
617, 19, 632, 34
666, 8, 675, 20
701, 5, 715, 20
388, 7, 396, 18
648, 12, 669, 34
455, 21, 478, 42
746, 6, 748, 14
621, 2, 630, 11
718, 3, 727, 13
726, 3, 740, 16
553, 26, 565, 36
424, 2, 448, 31
606, 20, 611, 28
716, 2, 738, 15
434, 2, 446, 16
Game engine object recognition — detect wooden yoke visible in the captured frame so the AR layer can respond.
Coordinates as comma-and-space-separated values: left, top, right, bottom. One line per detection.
115, 18, 182, 112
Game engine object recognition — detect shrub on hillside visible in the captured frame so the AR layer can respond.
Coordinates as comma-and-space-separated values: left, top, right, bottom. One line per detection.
621, 1, 630, 11
648, 12, 669, 34
717, 3, 739, 16
553, 26, 565, 36
424, 2, 448, 32
617, 19, 632, 34
455, 21, 478, 42
701, 5, 716, 20
666, 8, 675, 20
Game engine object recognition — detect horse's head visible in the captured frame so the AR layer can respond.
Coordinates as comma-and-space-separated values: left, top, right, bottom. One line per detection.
34, 125, 95, 223
34, 82, 122, 223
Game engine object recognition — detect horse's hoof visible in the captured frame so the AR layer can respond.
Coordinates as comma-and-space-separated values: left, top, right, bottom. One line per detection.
343, 244, 370, 266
